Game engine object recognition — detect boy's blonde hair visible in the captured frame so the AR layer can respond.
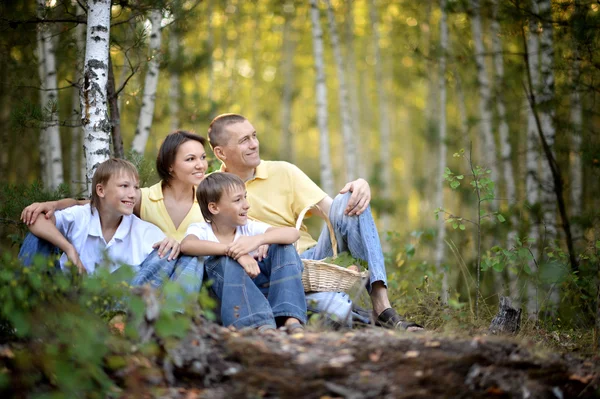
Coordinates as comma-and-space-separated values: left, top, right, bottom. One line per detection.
90, 158, 139, 211
197, 172, 245, 223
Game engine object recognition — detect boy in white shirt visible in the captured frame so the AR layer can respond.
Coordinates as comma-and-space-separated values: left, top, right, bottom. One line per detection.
23, 158, 197, 281
181, 172, 306, 333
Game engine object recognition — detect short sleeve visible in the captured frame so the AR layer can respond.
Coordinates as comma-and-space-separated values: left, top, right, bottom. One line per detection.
185, 222, 212, 241
287, 163, 328, 216
54, 205, 89, 239
246, 220, 271, 236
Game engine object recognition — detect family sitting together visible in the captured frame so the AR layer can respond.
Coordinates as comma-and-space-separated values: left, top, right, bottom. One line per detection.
19, 113, 422, 333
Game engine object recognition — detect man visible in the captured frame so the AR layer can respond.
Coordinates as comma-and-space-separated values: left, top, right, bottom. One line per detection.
206, 113, 422, 331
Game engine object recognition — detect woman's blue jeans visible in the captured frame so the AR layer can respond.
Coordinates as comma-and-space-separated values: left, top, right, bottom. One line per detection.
301, 192, 385, 327
18, 233, 203, 295
204, 244, 307, 330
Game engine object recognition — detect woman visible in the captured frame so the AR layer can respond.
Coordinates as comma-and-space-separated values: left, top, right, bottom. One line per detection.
20, 131, 208, 292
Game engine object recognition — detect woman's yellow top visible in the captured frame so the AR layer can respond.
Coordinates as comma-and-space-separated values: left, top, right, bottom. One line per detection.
139, 182, 203, 242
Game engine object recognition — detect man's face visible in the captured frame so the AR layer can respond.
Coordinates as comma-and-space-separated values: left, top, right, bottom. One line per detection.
219, 120, 261, 171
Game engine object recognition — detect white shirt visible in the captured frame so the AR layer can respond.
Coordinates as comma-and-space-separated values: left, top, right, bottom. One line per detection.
54, 204, 166, 274
185, 220, 270, 257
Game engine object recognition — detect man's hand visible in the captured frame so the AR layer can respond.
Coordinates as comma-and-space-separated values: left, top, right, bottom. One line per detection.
21, 201, 57, 225
254, 244, 269, 261
65, 246, 86, 275
153, 237, 181, 261
226, 236, 263, 260
237, 254, 260, 278
339, 178, 371, 216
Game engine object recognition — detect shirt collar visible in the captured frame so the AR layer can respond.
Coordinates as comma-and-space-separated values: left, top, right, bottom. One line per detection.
218, 161, 268, 181
148, 181, 198, 204
88, 209, 133, 242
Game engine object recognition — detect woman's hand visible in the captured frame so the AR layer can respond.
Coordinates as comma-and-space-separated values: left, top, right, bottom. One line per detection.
237, 254, 260, 278
153, 237, 181, 261
21, 201, 57, 225
254, 244, 269, 261
226, 236, 262, 260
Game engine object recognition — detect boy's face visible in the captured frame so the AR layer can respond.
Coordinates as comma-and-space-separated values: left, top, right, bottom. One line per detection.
96, 172, 140, 216
212, 184, 250, 226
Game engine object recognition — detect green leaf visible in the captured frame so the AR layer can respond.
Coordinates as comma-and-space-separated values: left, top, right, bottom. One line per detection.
456, 175, 464, 180
497, 214, 506, 223
595, 240, 600, 250
450, 181, 460, 189
452, 222, 458, 229
459, 224, 466, 230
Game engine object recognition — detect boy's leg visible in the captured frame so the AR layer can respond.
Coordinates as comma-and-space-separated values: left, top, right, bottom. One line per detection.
18, 232, 60, 269
205, 255, 276, 330
132, 250, 203, 292
257, 244, 307, 325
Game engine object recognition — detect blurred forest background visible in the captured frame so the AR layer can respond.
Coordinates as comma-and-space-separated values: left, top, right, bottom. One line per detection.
1, 0, 600, 332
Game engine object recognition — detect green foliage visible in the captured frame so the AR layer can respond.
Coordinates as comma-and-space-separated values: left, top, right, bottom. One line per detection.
321, 251, 368, 270
125, 150, 159, 188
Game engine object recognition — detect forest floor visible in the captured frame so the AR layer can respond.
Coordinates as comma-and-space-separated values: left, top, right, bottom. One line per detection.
113, 318, 600, 399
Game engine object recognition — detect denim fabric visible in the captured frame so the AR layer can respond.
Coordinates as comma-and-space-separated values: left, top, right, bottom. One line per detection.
205, 244, 307, 330
301, 192, 387, 326
131, 250, 204, 295
18, 233, 61, 268
18, 233, 203, 295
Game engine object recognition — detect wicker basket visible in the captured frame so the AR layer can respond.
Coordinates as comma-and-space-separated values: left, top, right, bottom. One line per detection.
296, 205, 369, 292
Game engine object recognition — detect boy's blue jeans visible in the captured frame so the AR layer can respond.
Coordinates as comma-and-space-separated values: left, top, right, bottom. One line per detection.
204, 244, 307, 330
301, 192, 385, 327
18, 233, 203, 295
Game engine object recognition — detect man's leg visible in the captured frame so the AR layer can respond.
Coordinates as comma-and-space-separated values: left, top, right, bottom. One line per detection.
205, 256, 276, 330
256, 244, 307, 325
309, 192, 406, 325
18, 232, 60, 269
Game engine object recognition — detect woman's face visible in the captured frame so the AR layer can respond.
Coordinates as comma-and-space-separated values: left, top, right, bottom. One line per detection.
169, 140, 208, 187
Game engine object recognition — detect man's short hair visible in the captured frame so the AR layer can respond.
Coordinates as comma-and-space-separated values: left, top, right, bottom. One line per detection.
90, 158, 139, 212
207, 113, 247, 149
197, 172, 246, 223
156, 130, 206, 186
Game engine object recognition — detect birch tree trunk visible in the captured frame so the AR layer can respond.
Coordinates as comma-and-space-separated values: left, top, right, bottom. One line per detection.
525, 17, 541, 321
81, 0, 112, 194
37, 0, 64, 190
470, 0, 498, 187
309, 0, 334, 196
435, 0, 450, 305
570, 53, 583, 244
70, 0, 86, 193
107, 54, 124, 158
369, 0, 392, 233
131, 10, 163, 154
206, 0, 216, 119
280, 0, 296, 163
169, 30, 181, 132
325, 0, 357, 182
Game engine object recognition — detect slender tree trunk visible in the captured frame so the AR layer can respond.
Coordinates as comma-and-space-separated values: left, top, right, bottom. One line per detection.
369, 0, 392, 233
107, 54, 123, 158
131, 10, 163, 154
169, 30, 181, 132
525, 17, 541, 321
206, 0, 216, 119
70, 0, 86, 193
470, 0, 498, 187
536, 0, 557, 241
309, 0, 334, 195
325, 0, 357, 182
280, 0, 296, 163
436, 0, 450, 305
81, 0, 111, 194
37, 0, 64, 190
36, 27, 49, 185
344, 0, 364, 177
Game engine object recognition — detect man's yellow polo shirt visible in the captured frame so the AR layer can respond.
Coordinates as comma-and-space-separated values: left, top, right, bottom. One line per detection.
140, 182, 203, 242
219, 161, 328, 253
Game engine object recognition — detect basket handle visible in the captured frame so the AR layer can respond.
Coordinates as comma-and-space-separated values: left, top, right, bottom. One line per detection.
295, 204, 338, 257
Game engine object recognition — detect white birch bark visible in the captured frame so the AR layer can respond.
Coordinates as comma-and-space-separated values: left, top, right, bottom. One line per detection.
325, 0, 357, 182
435, 0, 449, 305
536, 0, 557, 241
280, 1, 296, 163
71, 0, 86, 193
36, 27, 50, 185
81, 0, 112, 194
309, 0, 334, 196
369, 0, 392, 232
37, 0, 64, 190
132, 10, 163, 154
526, 16, 541, 320
169, 30, 180, 132
470, 0, 498, 188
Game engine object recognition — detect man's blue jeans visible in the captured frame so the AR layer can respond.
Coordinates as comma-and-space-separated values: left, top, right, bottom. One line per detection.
18, 233, 203, 295
204, 244, 307, 330
301, 192, 385, 327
